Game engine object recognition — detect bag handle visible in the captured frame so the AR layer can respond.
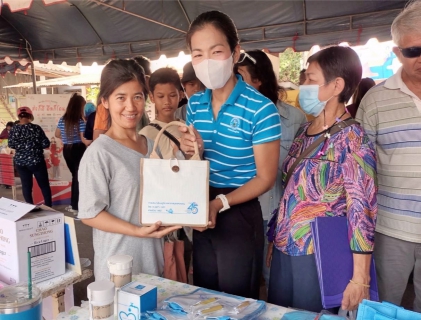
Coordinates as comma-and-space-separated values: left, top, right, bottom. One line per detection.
149, 123, 181, 150
150, 121, 200, 160
284, 118, 359, 187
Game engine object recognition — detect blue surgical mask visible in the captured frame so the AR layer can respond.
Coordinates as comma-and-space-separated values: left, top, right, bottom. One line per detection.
298, 84, 332, 117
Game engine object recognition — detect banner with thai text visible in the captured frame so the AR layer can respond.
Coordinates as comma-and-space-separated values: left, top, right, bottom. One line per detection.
19, 94, 72, 205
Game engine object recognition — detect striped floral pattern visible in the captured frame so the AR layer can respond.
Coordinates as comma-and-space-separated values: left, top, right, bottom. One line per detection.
274, 122, 378, 256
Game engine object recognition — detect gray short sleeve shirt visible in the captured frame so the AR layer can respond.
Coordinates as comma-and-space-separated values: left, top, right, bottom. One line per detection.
78, 135, 164, 280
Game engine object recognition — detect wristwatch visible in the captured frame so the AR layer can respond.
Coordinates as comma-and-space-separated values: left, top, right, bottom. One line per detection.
216, 194, 230, 213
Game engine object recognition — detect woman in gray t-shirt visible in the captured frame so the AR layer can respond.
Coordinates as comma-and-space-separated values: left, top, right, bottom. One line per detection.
78, 59, 180, 281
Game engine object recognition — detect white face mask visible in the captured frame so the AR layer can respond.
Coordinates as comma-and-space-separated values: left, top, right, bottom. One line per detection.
192, 55, 233, 90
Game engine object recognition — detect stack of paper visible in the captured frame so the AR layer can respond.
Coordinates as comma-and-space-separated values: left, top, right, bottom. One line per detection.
311, 217, 379, 309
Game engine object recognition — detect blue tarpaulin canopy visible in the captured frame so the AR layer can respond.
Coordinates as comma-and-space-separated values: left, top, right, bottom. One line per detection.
0, 0, 408, 65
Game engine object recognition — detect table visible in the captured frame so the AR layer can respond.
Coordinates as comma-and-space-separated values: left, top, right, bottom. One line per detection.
37, 268, 93, 319
38, 269, 93, 299
57, 273, 292, 320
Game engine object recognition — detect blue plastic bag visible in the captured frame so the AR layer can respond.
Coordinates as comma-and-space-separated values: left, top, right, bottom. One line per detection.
357, 300, 421, 320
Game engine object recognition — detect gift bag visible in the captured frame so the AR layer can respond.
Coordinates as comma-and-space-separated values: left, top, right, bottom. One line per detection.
140, 121, 209, 227
356, 300, 421, 320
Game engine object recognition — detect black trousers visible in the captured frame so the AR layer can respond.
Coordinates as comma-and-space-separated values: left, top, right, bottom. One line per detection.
16, 160, 52, 207
268, 249, 324, 312
63, 143, 86, 210
193, 187, 264, 299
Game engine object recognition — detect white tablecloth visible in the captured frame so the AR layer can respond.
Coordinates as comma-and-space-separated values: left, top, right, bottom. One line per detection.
56, 273, 292, 320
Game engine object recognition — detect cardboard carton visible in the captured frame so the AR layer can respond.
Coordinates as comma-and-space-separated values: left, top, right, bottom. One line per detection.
0, 198, 65, 284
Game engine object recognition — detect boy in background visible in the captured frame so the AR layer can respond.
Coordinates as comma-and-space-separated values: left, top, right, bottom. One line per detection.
140, 67, 184, 159
175, 62, 205, 121
140, 67, 193, 276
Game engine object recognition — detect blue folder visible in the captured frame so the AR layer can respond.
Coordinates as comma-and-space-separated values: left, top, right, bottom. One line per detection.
311, 217, 379, 309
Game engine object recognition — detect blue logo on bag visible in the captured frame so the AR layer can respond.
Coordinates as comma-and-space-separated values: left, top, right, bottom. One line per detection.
167, 209, 174, 214
187, 202, 198, 214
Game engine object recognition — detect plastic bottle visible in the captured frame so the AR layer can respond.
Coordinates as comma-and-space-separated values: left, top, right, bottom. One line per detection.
87, 280, 115, 320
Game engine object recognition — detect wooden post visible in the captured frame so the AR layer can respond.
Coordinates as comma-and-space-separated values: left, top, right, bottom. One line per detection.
51, 289, 66, 318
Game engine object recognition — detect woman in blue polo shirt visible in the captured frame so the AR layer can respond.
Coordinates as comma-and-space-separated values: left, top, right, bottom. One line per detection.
180, 11, 281, 299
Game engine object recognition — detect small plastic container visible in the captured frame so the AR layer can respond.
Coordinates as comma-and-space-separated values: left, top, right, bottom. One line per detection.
87, 280, 115, 320
107, 254, 133, 289
0, 283, 42, 320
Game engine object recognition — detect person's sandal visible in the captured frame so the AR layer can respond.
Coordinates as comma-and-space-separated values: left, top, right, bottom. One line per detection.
65, 206, 78, 216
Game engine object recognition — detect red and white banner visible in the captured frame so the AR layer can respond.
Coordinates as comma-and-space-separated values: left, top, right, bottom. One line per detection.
19, 94, 72, 205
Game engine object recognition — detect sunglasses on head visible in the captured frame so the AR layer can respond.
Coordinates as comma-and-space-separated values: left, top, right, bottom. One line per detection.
399, 46, 421, 58
237, 52, 257, 64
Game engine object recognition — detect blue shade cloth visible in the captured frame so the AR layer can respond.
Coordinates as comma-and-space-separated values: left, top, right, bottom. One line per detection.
310, 217, 379, 309
357, 300, 421, 320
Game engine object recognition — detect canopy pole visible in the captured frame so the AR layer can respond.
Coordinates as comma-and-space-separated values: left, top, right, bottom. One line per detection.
31, 62, 37, 94
25, 40, 37, 93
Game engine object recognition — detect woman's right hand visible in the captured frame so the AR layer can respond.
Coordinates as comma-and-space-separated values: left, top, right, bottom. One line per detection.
137, 222, 182, 238
179, 125, 204, 157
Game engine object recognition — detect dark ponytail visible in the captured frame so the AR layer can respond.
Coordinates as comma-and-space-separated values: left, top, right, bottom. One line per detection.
235, 50, 284, 105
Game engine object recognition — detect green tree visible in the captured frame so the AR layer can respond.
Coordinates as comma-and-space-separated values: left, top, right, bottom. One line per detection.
279, 48, 304, 85
86, 86, 100, 104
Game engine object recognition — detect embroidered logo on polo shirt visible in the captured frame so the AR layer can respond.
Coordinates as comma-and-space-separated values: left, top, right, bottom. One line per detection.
229, 117, 241, 133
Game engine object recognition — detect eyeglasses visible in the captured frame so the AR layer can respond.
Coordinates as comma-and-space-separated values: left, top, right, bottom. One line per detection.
399, 46, 421, 58
237, 52, 257, 64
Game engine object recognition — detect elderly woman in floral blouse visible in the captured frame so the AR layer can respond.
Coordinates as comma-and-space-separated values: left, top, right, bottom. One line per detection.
267, 46, 377, 313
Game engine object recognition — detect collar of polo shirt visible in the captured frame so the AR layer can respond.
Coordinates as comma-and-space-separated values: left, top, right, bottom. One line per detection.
199, 75, 247, 109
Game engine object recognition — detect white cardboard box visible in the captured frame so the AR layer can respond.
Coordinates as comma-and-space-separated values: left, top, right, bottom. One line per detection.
0, 198, 65, 284
117, 281, 157, 320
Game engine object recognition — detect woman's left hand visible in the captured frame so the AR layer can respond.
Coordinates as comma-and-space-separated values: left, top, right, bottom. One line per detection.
191, 200, 222, 232
341, 280, 370, 311
208, 199, 223, 229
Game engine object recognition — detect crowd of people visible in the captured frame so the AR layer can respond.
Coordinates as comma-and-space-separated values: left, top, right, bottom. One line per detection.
5, 0, 421, 314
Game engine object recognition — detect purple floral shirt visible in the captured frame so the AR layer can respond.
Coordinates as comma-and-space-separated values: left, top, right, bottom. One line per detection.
274, 121, 377, 256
